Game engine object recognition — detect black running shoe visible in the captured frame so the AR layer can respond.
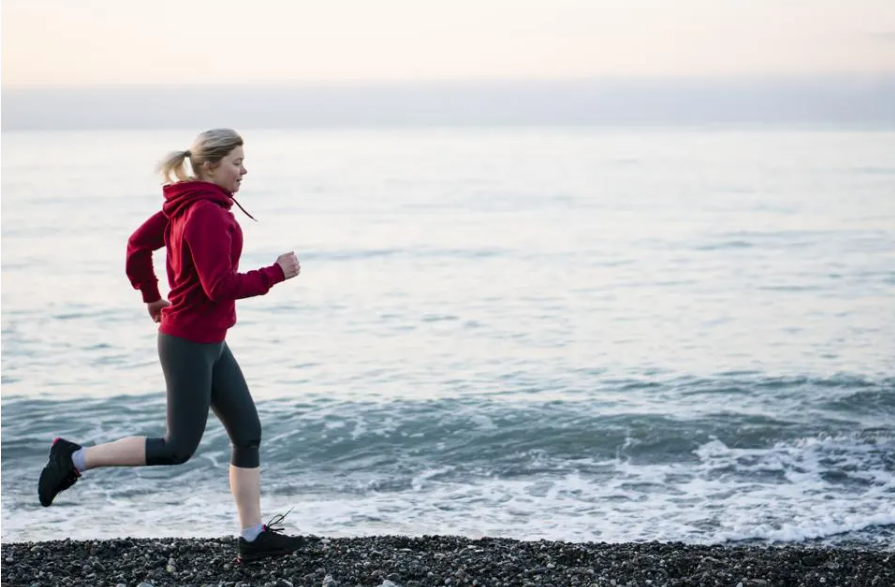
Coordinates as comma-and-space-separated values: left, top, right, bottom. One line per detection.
38, 437, 82, 507
237, 509, 305, 563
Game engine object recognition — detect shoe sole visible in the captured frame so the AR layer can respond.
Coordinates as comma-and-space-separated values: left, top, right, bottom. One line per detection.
237, 547, 300, 564
38, 468, 54, 507
38, 438, 61, 507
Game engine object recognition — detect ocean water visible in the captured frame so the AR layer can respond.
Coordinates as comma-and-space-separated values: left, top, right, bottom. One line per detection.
2, 127, 894, 548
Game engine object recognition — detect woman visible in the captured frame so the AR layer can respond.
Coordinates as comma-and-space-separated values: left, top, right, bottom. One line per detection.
38, 128, 305, 563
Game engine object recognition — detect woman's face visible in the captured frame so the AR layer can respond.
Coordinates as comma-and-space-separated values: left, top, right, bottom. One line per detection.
206, 146, 247, 194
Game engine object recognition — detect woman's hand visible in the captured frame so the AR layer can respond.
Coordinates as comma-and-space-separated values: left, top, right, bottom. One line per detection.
276, 252, 301, 279
147, 299, 171, 323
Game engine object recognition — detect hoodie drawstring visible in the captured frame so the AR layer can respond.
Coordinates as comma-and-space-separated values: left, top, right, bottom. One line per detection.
230, 196, 257, 222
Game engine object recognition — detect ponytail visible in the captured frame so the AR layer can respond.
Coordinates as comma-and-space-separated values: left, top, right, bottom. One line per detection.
156, 150, 193, 184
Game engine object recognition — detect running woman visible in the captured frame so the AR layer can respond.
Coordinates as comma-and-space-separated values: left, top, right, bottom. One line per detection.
38, 128, 305, 563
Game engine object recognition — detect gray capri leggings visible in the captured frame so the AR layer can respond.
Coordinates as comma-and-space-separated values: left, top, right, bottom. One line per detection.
145, 332, 262, 468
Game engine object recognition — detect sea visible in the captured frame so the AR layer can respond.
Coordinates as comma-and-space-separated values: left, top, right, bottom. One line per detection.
2, 126, 893, 549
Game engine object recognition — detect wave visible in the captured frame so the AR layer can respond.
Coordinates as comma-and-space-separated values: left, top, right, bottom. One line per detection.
3, 373, 892, 546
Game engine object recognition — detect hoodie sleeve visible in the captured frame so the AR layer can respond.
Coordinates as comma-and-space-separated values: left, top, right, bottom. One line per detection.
126, 211, 168, 303
184, 202, 286, 302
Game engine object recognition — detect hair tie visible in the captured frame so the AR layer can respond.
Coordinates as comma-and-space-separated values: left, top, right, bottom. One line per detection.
184, 149, 192, 157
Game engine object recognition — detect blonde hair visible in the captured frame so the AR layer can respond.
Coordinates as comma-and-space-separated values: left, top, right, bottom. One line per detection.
157, 128, 244, 184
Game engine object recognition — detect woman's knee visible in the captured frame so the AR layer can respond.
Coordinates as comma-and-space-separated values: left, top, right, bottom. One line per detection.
230, 421, 261, 468
237, 419, 262, 451
167, 445, 196, 465
145, 436, 199, 466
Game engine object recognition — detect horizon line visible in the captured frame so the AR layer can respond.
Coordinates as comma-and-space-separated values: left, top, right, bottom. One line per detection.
5, 72, 895, 92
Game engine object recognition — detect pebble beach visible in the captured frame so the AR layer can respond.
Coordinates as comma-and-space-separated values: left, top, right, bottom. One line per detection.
2, 535, 893, 587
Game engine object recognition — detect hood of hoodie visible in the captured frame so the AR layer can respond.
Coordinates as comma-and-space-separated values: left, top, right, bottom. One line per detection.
162, 181, 233, 220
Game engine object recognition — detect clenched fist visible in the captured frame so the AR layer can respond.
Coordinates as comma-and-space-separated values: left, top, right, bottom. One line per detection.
276, 251, 301, 279
147, 299, 171, 323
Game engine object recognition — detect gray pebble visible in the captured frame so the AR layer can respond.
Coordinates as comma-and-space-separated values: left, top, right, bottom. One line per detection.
0, 534, 892, 587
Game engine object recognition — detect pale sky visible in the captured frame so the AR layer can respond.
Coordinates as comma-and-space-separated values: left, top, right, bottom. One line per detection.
3, 0, 895, 88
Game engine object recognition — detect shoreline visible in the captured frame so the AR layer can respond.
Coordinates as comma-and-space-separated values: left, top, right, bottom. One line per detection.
2, 535, 893, 587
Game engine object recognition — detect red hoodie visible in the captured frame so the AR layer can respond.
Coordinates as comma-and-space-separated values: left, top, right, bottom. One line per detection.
125, 181, 285, 343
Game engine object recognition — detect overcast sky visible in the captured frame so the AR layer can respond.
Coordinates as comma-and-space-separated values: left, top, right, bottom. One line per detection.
2, 1, 894, 128
3, 0, 894, 87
